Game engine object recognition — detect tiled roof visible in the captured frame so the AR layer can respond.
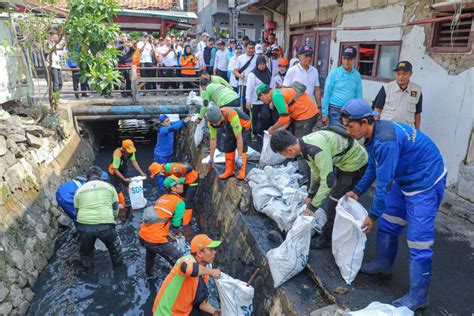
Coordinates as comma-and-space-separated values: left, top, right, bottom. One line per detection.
55, 0, 176, 10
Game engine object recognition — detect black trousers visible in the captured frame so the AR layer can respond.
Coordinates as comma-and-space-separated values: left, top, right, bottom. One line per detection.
184, 181, 199, 210
77, 223, 123, 266
161, 67, 178, 90
290, 114, 319, 138
251, 103, 272, 137
223, 127, 251, 153
140, 62, 153, 90
139, 237, 181, 272
71, 70, 89, 97
216, 69, 228, 81
321, 165, 368, 239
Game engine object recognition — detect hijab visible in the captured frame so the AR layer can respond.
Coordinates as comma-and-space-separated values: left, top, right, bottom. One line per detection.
251, 55, 271, 85
183, 45, 192, 57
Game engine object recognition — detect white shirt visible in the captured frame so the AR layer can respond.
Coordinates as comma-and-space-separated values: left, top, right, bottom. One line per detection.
245, 72, 263, 105
137, 41, 153, 63
214, 49, 229, 72
235, 53, 256, 86
158, 45, 177, 67
270, 72, 285, 89
267, 58, 280, 76
283, 64, 320, 96
198, 41, 207, 68
228, 55, 239, 88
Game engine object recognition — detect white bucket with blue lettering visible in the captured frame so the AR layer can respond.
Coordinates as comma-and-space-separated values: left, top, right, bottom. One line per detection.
128, 176, 147, 209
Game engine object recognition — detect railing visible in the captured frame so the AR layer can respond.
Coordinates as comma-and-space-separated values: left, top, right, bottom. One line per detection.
56, 65, 201, 103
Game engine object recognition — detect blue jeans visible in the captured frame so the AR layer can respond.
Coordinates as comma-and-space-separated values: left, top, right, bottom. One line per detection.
378, 175, 446, 261
153, 155, 171, 188
329, 105, 342, 125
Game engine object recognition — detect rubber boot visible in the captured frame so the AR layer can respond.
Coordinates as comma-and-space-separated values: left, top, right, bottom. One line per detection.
360, 231, 398, 274
218, 152, 236, 179
392, 258, 431, 311
237, 152, 247, 180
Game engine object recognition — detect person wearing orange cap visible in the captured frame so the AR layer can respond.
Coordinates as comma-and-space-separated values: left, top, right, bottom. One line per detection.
270, 57, 288, 89
139, 175, 186, 274
148, 162, 199, 241
152, 234, 221, 316
108, 139, 147, 206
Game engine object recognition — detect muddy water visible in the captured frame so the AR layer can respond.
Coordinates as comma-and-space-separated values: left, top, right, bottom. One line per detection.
28, 140, 206, 315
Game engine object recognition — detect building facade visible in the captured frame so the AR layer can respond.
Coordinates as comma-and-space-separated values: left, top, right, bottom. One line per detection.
242, 0, 474, 190
197, 0, 264, 40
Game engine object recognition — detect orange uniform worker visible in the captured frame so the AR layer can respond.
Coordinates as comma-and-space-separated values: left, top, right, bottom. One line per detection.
139, 175, 186, 274
152, 234, 222, 316
206, 106, 251, 180
108, 139, 147, 205
257, 83, 320, 138
149, 162, 199, 241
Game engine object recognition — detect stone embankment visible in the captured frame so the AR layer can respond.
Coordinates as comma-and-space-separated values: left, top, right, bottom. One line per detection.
0, 105, 95, 315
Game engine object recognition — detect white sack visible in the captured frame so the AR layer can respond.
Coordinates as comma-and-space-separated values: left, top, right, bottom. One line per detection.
186, 91, 203, 106
267, 215, 313, 288
202, 148, 260, 164
175, 236, 190, 255
332, 197, 368, 285
194, 117, 206, 147
346, 301, 414, 316
215, 273, 254, 316
259, 131, 286, 166
313, 207, 328, 234
128, 176, 147, 209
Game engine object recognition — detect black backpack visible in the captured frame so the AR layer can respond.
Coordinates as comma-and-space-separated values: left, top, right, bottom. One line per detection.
203, 46, 212, 65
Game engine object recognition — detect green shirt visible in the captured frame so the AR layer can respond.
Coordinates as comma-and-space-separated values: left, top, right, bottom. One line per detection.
302, 131, 368, 207
74, 180, 119, 224
199, 83, 239, 119
211, 75, 233, 89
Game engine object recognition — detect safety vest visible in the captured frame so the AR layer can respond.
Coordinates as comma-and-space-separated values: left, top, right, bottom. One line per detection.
139, 194, 183, 244
380, 80, 421, 127
108, 148, 128, 175
222, 107, 251, 130
164, 163, 198, 185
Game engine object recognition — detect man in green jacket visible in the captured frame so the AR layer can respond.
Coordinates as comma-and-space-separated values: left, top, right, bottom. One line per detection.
270, 128, 368, 248
74, 166, 123, 268
196, 78, 240, 124
199, 69, 233, 89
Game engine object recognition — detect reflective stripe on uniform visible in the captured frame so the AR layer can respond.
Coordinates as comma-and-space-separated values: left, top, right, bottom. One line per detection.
381, 213, 407, 226
72, 179, 83, 188
155, 206, 174, 217
329, 195, 339, 202
407, 240, 434, 250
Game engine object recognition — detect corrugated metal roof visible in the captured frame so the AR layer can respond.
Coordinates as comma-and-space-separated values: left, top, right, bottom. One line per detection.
121, 8, 197, 20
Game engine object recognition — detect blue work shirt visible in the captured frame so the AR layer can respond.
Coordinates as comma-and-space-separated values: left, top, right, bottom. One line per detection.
322, 65, 363, 117
353, 120, 445, 219
153, 119, 186, 157
56, 178, 86, 207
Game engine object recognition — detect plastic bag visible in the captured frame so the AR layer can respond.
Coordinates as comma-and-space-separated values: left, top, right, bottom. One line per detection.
332, 197, 368, 285
312, 207, 328, 234
175, 236, 190, 255
128, 176, 147, 209
346, 301, 414, 316
186, 91, 203, 106
215, 273, 254, 316
259, 131, 286, 166
194, 118, 205, 147
267, 215, 313, 288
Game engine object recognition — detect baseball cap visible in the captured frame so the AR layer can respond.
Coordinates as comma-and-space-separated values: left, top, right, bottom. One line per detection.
122, 139, 136, 153
342, 46, 357, 59
159, 114, 169, 123
242, 35, 249, 41
341, 98, 380, 120
202, 32, 210, 37
255, 44, 263, 54
148, 162, 164, 179
230, 38, 237, 43
163, 175, 185, 189
393, 60, 413, 72
207, 105, 223, 124
271, 44, 279, 51
256, 83, 271, 96
217, 40, 225, 46
235, 44, 243, 51
142, 32, 149, 37
209, 37, 216, 42
299, 45, 313, 56
190, 234, 222, 253
278, 57, 289, 66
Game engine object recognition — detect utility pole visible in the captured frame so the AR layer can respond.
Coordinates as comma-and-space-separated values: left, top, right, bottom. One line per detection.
228, 0, 239, 38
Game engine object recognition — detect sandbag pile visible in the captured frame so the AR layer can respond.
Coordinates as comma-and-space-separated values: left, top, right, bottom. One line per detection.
247, 163, 307, 232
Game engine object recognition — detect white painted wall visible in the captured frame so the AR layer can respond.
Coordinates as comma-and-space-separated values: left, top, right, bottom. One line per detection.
328, 4, 474, 184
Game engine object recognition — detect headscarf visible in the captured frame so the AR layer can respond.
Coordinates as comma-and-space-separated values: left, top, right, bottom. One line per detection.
251, 55, 271, 85
183, 44, 192, 57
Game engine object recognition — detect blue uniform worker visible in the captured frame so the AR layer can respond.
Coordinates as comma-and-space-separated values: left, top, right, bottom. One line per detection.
56, 172, 109, 226
153, 114, 188, 188
341, 99, 446, 311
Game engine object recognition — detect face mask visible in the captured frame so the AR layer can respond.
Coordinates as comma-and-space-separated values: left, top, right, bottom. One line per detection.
272, 52, 279, 58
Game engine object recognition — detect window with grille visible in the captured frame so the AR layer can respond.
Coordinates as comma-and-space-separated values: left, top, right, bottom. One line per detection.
339, 41, 401, 81
430, 14, 473, 53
